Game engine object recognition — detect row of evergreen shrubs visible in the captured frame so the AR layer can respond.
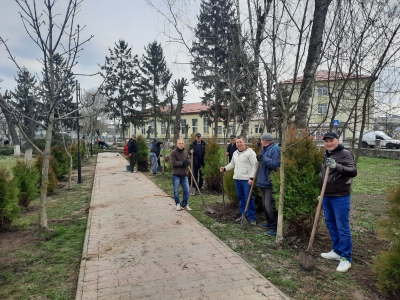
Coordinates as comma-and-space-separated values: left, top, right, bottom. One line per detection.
0, 142, 84, 230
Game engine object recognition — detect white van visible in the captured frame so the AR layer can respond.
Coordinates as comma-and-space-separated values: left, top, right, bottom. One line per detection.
355, 130, 400, 149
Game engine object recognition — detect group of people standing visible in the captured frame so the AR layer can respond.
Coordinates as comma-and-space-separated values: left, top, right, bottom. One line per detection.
170, 131, 357, 273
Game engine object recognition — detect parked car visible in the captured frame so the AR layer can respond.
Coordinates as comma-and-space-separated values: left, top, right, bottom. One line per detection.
355, 130, 400, 149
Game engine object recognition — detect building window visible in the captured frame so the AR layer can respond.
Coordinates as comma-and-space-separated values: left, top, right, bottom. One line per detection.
181, 119, 186, 134
318, 86, 328, 96
161, 122, 166, 135
318, 103, 328, 114
228, 126, 234, 135
192, 119, 198, 134
255, 124, 263, 134
141, 125, 146, 135
218, 126, 222, 135
203, 118, 209, 134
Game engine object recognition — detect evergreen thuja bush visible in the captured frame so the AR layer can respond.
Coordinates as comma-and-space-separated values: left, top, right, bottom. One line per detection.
271, 128, 324, 236
203, 138, 222, 192
223, 169, 238, 206
0, 167, 20, 230
12, 160, 40, 208
373, 184, 400, 298
136, 135, 149, 172
50, 146, 70, 178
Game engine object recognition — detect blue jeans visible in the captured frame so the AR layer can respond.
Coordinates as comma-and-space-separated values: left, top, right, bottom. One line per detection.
323, 195, 352, 262
235, 180, 256, 221
150, 152, 158, 174
172, 175, 189, 207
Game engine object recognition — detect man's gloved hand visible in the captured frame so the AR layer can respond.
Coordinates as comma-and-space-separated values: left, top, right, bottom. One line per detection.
183, 159, 190, 166
325, 157, 337, 169
256, 154, 263, 162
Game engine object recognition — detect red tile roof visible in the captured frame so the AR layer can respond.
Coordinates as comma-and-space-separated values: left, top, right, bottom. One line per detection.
281, 70, 372, 84
161, 102, 211, 114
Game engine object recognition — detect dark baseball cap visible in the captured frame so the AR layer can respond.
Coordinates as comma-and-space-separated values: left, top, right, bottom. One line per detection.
195, 133, 201, 137
230, 134, 236, 139
322, 132, 339, 140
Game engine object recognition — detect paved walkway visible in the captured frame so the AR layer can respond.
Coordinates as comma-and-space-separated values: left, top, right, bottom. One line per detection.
75, 153, 289, 300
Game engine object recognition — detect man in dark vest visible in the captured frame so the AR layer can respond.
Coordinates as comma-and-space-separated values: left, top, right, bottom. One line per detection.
189, 133, 206, 189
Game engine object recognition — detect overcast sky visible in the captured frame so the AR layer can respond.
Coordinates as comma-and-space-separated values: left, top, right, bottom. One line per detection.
0, 0, 201, 102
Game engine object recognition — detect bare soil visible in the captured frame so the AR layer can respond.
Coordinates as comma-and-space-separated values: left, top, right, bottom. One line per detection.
206, 193, 395, 300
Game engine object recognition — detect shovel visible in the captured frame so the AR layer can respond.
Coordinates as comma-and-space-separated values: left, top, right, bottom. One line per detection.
240, 162, 261, 230
220, 162, 225, 219
299, 166, 330, 271
188, 166, 215, 214
190, 155, 196, 195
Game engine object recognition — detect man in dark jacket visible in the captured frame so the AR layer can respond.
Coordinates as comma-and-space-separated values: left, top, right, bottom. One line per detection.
170, 138, 191, 211
189, 133, 206, 189
150, 138, 163, 174
320, 132, 357, 273
255, 133, 280, 236
225, 134, 237, 163
128, 134, 138, 173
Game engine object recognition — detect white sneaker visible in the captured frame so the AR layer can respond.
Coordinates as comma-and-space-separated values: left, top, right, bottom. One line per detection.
336, 258, 351, 272
183, 205, 192, 211
321, 250, 341, 261
176, 203, 182, 211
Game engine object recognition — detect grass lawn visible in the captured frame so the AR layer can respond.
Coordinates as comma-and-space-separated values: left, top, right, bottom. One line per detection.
0, 156, 96, 300
0, 155, 19, 170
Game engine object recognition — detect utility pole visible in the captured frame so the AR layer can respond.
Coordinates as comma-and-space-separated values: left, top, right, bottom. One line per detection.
76, 80, 82, 184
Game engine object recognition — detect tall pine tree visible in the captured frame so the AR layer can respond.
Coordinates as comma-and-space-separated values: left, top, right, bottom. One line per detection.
191, 0, 237, 137
11, 67, 38, 162
140, 41, 172, 138
40, 53, 76, 131
100, 39, 142, 140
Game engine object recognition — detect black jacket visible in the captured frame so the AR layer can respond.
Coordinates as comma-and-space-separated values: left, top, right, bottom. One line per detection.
128, 139, 137, 154
226, 143, 237, 162
151, 141, 163, 156
319, 144, 357, 197
188, 140, 206, 165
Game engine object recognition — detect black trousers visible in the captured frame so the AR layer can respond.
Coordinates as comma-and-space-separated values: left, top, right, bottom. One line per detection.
261, 188, 277, 230
192, 163, 204, 189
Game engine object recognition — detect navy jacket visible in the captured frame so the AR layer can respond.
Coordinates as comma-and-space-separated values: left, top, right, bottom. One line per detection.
256, 142, 280, 189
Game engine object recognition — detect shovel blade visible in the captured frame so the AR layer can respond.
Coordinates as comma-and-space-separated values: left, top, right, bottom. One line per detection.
190, 187, 196, 196
298, 251, 317, 271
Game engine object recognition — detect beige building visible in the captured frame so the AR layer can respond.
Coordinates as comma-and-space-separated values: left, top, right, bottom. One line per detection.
281, 70, 375, 140
129, 102, 265, 141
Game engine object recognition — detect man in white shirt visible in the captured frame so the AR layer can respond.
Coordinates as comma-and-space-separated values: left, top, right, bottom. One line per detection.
220, 136, 258, 225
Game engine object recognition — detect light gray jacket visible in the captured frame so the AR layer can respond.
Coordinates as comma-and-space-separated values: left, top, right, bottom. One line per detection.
224, 148, 257, 180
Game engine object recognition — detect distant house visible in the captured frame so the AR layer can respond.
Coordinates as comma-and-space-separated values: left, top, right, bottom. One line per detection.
281, 70, 375, 140
128, 102, 266, 141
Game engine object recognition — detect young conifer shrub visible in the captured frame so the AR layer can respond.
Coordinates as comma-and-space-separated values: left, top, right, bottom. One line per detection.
136, 135, 149, 171
12, 160, 40, 208
222, 169, 238, 206
50, 146, 70, 178
0, 167, 20, 230
373, 184, 400, 298
203, 138, 222, 192
271, 127, 324, 236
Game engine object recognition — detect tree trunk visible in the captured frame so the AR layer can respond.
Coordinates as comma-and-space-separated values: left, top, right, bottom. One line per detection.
276, 114, 288, 244
294, 0, 331, 129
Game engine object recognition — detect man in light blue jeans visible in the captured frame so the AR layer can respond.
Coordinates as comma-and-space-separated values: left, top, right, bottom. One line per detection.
170, 138, 192, 211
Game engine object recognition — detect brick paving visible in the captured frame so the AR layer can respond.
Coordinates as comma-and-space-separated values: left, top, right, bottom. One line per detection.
75, 152, 289, 300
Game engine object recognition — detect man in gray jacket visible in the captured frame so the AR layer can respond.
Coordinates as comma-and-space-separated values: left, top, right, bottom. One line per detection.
220, 136, 257, 225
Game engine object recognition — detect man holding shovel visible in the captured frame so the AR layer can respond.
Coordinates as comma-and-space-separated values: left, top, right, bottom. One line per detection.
256, 133, 280, 236
170, 138, 192, 211
220, 136, 258, 225
320, 132, 357, 273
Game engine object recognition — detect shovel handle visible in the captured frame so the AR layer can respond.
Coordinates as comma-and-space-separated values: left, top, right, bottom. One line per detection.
306, 166, 330, 252
243, 162, 261, 215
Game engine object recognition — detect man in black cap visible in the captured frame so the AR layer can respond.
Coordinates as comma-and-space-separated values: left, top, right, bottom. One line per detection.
319, 132, 357, 273
189, 133, 206, 189
225, 134, 237, 163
